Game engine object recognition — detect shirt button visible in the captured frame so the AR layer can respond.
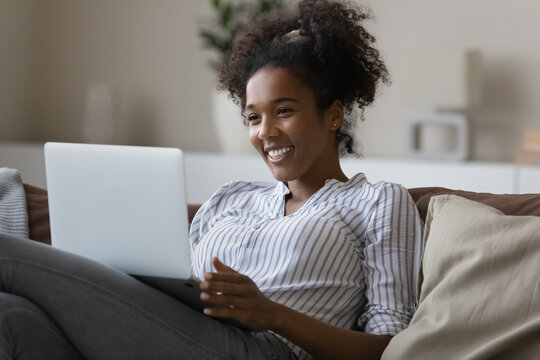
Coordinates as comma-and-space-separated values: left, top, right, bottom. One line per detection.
252, 224, 261, 230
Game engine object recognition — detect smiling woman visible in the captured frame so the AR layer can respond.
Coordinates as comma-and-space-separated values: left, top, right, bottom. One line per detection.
0, 1, 422, 360
189, 1, 422, 359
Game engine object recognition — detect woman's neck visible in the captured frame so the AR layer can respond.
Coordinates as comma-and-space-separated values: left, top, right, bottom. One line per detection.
284, 167, 348, 216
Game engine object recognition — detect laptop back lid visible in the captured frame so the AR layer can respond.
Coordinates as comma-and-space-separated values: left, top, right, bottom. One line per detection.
44, 142, 191, 279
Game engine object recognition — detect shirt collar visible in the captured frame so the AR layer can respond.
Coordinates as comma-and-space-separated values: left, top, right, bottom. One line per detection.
274, 181, 291, 196
269, 182, 290, 217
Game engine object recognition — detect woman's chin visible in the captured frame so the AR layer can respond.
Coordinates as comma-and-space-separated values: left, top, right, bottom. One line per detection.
256, 149, 298, 183
268, 167, 296, 183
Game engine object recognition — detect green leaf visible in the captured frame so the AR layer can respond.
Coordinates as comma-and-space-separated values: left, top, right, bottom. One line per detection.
198, 0, 285, 71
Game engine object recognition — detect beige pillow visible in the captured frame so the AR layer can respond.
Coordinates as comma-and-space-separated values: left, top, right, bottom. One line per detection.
382, 195, 540, 360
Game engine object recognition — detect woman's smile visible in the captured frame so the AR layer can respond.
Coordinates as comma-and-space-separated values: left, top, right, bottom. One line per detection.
266, 145, 295, 161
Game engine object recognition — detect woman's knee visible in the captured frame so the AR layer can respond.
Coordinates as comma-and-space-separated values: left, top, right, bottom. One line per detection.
0, 292, 83, 360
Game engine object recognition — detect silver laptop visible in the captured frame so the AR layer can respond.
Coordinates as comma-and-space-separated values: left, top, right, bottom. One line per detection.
44, 142, 205, 311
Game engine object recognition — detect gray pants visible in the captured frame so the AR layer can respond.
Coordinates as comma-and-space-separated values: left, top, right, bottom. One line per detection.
0, 233, 295, 360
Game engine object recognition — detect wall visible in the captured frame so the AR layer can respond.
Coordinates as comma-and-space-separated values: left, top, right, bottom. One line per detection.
0, 0, 38, 141
34, 0, 219, 150
360, 0, 540, 161
1, 0, 539, 161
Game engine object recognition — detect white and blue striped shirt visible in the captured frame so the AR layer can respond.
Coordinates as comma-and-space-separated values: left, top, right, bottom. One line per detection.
190, 173, 423, 359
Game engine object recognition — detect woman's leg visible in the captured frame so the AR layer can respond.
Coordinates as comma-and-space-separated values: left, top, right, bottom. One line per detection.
0, 292, 83, 360
0, 233, 294, 360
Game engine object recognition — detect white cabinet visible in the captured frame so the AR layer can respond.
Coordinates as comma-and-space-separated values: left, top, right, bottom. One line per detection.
1, 143, 539, 204
183, 154, 529, 203
517, 166, 540, 194
341, 158, 516, 194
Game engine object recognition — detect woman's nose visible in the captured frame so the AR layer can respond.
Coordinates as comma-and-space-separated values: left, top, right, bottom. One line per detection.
258, 117, 279, 139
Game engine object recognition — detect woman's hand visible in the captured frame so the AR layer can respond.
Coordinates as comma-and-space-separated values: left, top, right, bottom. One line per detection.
200, 257, 282, 331
200, 257, 391, 360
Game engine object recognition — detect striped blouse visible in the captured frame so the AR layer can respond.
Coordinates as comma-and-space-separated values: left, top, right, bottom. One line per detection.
190, 173, 423, 359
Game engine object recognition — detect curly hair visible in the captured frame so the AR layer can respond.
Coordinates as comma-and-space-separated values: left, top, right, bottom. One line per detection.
218, 0, 390, 156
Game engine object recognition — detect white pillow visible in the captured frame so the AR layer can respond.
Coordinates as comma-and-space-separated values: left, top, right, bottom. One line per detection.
382, 195, 540, 360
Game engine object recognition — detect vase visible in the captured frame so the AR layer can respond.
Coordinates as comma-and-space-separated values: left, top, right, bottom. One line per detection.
82, 83, 116, 144
407, 112, 469, 161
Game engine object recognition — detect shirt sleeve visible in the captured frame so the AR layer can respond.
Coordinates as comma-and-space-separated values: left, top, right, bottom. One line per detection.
358, 182, 423, 335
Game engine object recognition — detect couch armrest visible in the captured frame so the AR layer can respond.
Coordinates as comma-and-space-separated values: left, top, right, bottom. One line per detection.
188, 204, 202, 224
23, 183, 51, 245
23, 184, 203, 246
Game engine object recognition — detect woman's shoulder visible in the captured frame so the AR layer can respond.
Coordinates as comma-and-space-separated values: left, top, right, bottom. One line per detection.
346, 173, 408, 195
204, 180, 277, 208
371, 179, 409, 194
331, 173, 412, 212
212, 180, 276, 197
192, 180, 277, 226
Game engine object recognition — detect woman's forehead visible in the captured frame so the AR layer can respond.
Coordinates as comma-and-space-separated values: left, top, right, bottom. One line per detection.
246, 67, 311, 103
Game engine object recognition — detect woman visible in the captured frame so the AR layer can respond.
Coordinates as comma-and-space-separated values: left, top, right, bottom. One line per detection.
0, 1, 422, 359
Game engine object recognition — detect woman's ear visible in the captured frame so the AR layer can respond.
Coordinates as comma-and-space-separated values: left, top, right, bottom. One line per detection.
326, 100, 344, 131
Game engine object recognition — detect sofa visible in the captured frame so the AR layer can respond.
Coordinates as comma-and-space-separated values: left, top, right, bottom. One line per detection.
18, 184, 540, 358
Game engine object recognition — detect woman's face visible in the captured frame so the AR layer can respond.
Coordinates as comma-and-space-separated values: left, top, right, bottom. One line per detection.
244, 66, 342, 184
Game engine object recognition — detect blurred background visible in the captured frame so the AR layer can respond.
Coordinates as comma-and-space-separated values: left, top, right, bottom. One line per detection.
1, 0, 540, 162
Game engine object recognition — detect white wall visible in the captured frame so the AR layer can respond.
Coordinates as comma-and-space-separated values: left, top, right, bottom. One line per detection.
34, 0, 219, 150
1, 0, 540, 161
360, 0, 540, 161
0, 0, 38, 141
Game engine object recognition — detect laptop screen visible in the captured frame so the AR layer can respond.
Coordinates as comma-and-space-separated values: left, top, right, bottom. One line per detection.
44, 142, 192, 279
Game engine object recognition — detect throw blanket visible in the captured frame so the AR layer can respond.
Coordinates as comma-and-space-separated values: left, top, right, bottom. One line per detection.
0, 168, 29, 238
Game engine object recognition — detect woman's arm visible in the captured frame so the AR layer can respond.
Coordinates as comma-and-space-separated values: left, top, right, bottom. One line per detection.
271, 302, 392, 360
202, 257, 391, 360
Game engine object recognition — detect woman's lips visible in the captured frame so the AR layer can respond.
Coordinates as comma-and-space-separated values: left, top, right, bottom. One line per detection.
266, 146, 294, 161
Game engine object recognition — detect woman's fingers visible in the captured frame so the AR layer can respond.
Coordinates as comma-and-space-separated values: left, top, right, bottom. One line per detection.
200, 257, 280, 330
212, 256, 237, 273
200, 292, 244, 307
200, 280, 249, 297
203, 305, 237, 318
201, 294, 263, 327
203, 271, 246, 283
201, 291, 280, 331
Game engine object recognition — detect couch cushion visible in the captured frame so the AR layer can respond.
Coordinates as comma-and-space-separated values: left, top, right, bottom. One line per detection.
382, 195, 540, 359
408, 187, 540, 222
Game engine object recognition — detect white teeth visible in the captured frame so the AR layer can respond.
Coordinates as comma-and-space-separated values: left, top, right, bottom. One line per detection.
268, 146, 293, 158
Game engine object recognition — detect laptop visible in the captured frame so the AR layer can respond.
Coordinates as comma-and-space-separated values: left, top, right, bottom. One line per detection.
44, 142, 241, 325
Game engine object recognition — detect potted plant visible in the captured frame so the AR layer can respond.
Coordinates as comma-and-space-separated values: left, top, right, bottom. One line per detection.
199, 0, 284, 71
199, 0, 285, 153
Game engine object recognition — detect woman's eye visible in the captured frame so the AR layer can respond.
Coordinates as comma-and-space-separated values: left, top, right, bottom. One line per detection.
247, 114, 260, 122
277, 108, 292, 115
